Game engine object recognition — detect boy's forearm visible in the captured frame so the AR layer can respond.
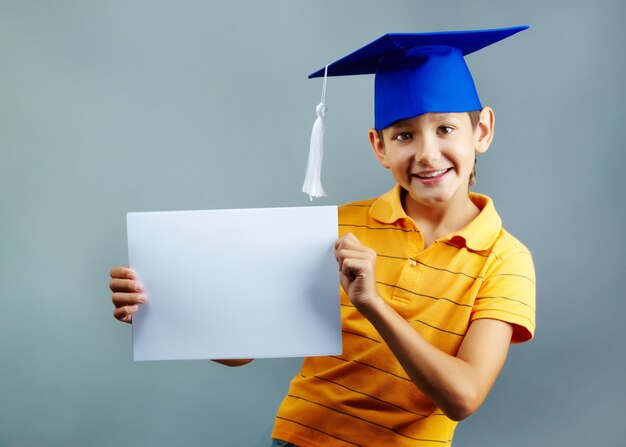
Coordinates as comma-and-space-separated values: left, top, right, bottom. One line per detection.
358, 297, 510, 421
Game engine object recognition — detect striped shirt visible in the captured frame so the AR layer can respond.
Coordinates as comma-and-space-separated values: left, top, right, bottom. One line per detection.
272, 185, 536, 447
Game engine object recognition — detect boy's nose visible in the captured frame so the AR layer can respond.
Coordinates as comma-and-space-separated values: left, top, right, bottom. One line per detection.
414, 138, 441, 165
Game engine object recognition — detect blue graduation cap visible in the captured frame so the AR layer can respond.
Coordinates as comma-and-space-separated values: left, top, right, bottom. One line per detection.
309, 26, 528, 130
302, 26, 528, 199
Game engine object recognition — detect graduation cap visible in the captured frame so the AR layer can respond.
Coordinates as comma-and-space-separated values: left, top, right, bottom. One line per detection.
302, 26, 528, 200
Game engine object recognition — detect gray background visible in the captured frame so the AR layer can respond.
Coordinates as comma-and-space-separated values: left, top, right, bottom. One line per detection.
1, 1, 624, 446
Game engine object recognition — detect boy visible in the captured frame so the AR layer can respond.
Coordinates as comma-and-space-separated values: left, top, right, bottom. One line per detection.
110, 26, 535, 446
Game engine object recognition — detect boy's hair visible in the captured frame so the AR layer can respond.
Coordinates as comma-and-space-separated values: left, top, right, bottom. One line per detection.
467, 110, 480, 187
377, 110, 481, 187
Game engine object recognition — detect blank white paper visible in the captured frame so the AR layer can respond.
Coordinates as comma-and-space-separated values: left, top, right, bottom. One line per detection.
127, 205, 341, 361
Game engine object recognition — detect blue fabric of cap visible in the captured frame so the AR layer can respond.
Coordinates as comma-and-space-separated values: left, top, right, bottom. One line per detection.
309, 26, 528, 130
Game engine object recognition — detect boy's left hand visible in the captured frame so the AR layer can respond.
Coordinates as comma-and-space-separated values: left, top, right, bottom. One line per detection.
334, 233, 381, 310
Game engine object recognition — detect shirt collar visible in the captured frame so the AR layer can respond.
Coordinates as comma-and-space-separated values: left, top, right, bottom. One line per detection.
369, 184, 408, 224
369, 185, 502, 252
450, 192, 502, 251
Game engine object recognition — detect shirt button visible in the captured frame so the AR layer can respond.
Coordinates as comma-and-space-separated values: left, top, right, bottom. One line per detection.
408, 259, 417, 267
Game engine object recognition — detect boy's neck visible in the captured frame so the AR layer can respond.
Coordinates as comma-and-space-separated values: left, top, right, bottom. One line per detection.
402, 191, 480, 248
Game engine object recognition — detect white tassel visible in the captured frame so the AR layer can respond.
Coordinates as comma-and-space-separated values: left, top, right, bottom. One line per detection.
302, 65, 329, 200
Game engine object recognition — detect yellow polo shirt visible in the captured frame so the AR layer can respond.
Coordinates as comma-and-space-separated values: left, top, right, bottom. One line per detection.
272, 185, 536, 447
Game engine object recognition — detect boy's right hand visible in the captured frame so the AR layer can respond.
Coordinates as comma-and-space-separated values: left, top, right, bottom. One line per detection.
109, 266, 146, 324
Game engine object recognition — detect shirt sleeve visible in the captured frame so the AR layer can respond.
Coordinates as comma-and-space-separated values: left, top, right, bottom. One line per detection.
471, 249, 536, 344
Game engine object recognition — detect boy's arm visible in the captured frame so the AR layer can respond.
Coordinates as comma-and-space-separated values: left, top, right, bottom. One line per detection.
335, 234, 512, 421
109, 266, 253, 367
360, 301, 511, 421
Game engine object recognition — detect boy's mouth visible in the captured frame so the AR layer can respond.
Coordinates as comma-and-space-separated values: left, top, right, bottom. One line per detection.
413, 168, 452, 179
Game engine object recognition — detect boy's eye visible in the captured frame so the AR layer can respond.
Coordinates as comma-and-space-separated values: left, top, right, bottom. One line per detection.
394, 132, 413, 141
437, 125, 454, 135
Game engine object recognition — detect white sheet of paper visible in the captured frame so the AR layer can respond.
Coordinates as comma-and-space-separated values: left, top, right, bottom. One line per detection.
127, 205, 341, 361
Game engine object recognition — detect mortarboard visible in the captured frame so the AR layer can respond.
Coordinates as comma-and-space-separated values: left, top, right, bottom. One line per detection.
302, 26, 528, 199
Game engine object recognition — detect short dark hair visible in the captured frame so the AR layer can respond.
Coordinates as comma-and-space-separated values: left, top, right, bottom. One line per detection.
467, 110, 480, 187
467, 110, 481, 128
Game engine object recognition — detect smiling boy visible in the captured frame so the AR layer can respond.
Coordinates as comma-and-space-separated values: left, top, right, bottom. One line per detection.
110, 26, 535, 447
272, 27, 535, 446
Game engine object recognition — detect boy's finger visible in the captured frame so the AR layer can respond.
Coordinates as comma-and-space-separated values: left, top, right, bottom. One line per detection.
112, 292, 146, 307
113, 305, 137, 324
336, 233, 366, 251
109, 266, 135, 280
337, 248, 371, 261
109, 278, 143, 293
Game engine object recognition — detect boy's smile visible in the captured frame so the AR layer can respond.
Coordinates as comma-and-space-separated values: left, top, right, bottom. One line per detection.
412, 167, 453, 184
370, 108, 494, 220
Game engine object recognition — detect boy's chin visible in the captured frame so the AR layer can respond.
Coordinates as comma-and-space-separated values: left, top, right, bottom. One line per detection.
404, 186, 470, 209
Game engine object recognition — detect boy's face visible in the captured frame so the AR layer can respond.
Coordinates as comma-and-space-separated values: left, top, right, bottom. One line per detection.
369, 108, 493, 214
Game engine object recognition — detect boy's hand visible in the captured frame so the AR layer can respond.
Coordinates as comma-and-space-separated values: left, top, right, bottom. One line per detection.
334, 233, 381, 310
109, 266, 146, 323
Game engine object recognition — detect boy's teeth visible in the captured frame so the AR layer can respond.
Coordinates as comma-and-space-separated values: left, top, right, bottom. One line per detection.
417, 169, 448, 178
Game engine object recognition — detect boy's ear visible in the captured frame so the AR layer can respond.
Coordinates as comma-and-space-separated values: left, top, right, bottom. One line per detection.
475, 107, 495, 154
369, 129, 390, 168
